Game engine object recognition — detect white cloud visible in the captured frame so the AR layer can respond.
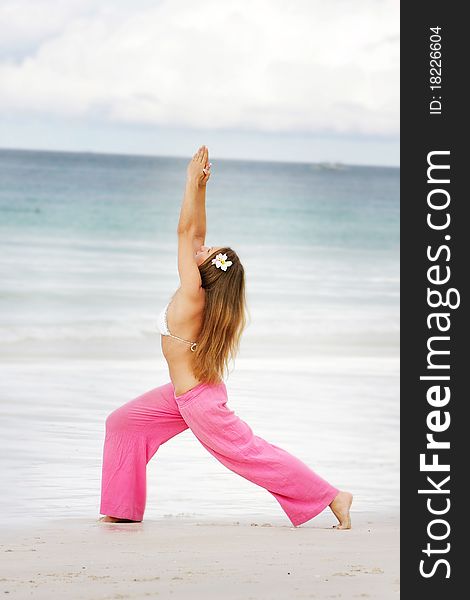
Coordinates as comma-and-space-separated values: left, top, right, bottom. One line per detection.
0, 0, 399, 137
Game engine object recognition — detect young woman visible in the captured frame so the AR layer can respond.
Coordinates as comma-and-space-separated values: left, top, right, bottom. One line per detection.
99, 146, 352, 529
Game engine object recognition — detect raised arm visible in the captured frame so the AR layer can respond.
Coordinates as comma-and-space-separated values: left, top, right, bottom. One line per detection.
176, 146, 211, 297
177, 145, 211, 239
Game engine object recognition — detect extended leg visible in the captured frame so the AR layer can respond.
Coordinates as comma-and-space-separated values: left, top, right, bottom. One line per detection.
175, 382, 340, 527
100, 381, 188, 521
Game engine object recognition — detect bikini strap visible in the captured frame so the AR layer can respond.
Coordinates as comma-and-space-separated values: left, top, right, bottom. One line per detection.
167, 332, 197, 352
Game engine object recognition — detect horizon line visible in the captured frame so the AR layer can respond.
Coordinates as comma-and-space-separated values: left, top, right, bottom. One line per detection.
0, 145, 400, 170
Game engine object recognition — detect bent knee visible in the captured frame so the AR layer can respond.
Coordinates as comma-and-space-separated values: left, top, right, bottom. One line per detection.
105, 405, 131, 433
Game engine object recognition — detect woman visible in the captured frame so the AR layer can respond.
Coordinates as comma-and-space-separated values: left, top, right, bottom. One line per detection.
99, 146, 352, 529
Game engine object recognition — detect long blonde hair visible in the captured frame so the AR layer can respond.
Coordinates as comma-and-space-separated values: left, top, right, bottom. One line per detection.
192, 247, 248, 384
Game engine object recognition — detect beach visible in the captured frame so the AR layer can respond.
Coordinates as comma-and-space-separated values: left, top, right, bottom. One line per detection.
0, 149, 399, 597
1, 512, 399, 599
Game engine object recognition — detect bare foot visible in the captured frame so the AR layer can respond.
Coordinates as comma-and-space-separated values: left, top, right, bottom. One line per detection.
329, 491, 353, 529
98, 516, 141, 523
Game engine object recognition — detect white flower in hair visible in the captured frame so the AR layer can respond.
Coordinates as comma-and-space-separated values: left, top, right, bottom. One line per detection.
212, 252, 233, 271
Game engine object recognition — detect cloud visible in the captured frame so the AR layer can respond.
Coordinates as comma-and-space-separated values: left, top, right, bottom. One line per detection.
0, 0, 100, 61
0, 0, 399, 137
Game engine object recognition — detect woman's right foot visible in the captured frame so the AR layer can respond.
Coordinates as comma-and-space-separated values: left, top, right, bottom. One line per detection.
329, 491, 353, 529
98, 516, 141, 523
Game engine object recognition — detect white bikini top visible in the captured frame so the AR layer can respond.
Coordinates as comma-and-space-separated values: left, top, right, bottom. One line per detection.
157, 298, 198, 352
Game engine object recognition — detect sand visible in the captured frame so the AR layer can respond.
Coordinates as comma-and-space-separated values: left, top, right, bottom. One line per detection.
1, 512, 399, 599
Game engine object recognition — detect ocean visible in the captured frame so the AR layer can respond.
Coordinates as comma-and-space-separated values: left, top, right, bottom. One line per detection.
0, 148, 399, 525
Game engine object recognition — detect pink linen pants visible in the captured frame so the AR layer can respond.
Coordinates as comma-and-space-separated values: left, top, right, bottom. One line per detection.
100, 380, 339, 527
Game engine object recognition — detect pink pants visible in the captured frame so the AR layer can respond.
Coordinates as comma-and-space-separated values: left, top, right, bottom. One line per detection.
99, 380, 339, 527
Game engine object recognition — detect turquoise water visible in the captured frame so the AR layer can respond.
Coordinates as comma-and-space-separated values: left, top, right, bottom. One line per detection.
0, 148, 399, 524
0, 148, 399, 353
0, 149, 397, 247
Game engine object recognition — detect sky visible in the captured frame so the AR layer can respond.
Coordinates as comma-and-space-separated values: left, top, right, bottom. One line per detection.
0, 0, 399, 166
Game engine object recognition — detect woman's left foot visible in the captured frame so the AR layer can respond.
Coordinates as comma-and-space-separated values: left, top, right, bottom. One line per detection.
98, 516, 141, 523
329, 491, 353, 529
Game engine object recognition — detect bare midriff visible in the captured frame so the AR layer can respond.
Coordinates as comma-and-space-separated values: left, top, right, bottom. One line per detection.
161, 287, 205, 397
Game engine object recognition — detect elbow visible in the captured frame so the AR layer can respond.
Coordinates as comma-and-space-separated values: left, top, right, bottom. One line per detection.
177, 225, 192, 236
177, 225, 203, 238
176, 221, 190, 234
